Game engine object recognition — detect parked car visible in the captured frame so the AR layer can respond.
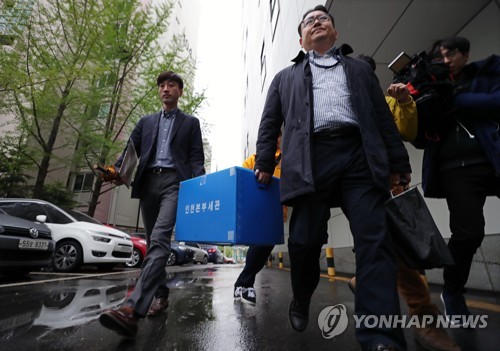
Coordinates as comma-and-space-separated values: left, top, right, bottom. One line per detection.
119, 233, 193, 267
223, 256, 235, 264
166, 241, 195, 266
64, 209, 146, 269
127, 234, 147, 268
0, 199, 133, 273
0, 208, 55, 275
200, 244, 224, 264
181, 242, 209, 264
130, 232, 146, 240
65, 212, 147, 269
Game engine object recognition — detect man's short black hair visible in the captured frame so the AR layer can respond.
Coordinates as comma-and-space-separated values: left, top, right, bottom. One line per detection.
440, 36, 470, 54
428, 39, 443, 62
297, 5, 335, 37
357, 54, 376, 72
156, 71, 184, 89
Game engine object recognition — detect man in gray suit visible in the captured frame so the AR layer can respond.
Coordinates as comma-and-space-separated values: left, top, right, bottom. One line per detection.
99, 71, 205, 337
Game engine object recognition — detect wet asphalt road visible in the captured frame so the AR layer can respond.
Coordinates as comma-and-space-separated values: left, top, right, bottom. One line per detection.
0, 264, 499, 351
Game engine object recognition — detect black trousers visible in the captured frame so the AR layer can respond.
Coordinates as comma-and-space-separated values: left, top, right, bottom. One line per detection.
234, 245, 274, 288
289, 132, 405, 351
441, 163, 498, 293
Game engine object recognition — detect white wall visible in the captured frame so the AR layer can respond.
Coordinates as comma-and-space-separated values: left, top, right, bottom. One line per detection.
241, 0, 319, 158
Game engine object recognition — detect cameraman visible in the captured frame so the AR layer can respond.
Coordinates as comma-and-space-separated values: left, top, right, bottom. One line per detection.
355, 54, 460, 351
420, 36, 500, 327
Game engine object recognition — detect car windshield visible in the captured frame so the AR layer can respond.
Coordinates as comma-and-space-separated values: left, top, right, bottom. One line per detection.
65, 209, 102, 224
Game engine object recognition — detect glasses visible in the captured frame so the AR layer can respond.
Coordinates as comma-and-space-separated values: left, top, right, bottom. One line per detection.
302, 14, 330, 27
442, 49, 459, 60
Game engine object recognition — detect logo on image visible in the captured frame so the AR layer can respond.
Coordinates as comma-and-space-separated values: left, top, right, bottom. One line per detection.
317, 304, 349, 339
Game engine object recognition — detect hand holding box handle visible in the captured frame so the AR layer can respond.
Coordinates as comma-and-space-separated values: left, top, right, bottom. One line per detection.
254, 169, 272, 188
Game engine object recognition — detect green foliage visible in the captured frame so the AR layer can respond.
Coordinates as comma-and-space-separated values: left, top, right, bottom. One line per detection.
3, 0, 17, 9
38, 182, 77, 208
0, 134, 33, 198
0, 0, 208, 207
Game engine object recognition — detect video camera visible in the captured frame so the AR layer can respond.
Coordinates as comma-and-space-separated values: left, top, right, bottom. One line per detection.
388, 51, 450, 91
388, 51, 423, 75
388, 51, 455, 147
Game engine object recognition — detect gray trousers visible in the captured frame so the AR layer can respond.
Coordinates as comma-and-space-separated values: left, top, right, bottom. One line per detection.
126, 171, 179, 316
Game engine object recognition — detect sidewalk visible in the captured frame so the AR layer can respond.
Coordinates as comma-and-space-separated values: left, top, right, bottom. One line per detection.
1, 264, 498, 351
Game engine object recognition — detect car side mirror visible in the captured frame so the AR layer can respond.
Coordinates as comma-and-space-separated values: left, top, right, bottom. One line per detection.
36, 215, 47, 223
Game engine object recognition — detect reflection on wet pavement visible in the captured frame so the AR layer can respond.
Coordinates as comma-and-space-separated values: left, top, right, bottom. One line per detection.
0, 265, 499, 351
0, 276, 131, 343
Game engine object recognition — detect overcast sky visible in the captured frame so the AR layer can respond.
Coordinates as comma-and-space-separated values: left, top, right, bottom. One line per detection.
195, 0, 243, 173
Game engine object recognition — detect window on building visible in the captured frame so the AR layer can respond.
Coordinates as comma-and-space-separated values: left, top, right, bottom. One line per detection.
260, 41, 266, 91
270, 0, 280, 41
244, 75, 248, 110
93, 72, 115, 120
73, 172, 94, 192
97, 72, 117, 89
246, 132, 249, 156
98, 102, 111, 119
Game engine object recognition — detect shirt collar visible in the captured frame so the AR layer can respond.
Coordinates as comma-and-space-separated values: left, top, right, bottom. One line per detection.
162, 108, 178, 119
310, 46, 337, 59
291, 44, 354, 63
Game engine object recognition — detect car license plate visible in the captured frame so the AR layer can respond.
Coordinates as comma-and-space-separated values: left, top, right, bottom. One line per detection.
18, 238, 49, 250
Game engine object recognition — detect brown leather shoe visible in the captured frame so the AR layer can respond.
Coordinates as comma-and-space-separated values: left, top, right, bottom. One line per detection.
413, 325, 461, 351
147, 297, 169, 317
99, 305, 138, 337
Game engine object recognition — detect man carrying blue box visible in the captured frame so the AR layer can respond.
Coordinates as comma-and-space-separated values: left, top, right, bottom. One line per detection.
254, 5, 411, 351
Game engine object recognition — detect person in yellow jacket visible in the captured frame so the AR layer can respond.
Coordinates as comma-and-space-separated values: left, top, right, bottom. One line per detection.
234, 133, 286, 305
386, 83, 418, 143
351, 55, 460, 351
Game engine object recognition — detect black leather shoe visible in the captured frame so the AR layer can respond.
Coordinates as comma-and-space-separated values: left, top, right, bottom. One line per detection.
373, 344, 397, 351
288, 298, 309, 332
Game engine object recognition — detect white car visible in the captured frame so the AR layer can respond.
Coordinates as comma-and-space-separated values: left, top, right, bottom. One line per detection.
181, 242, 209, 264
0, 199, 133, 272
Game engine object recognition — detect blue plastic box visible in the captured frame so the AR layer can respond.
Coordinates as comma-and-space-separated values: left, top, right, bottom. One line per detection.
175, 166, 284, 245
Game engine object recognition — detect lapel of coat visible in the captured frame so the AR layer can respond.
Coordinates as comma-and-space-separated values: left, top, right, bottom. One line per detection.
150, 111, 162, 148
170, 109, 184, 139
